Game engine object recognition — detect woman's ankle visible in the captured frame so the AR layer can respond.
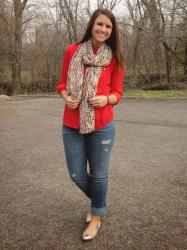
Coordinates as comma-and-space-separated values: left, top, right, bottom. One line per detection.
91, 215, 101, 221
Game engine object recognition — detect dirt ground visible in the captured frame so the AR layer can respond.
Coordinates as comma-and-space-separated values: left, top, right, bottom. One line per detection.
0, 96, 186, 250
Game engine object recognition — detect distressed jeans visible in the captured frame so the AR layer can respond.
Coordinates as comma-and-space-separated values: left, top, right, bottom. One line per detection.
62, 121, 115, 216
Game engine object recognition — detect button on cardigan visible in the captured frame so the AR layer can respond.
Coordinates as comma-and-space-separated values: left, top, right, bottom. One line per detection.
56, 43, 124, 130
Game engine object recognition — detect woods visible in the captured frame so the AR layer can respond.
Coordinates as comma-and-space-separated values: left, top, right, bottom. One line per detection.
0, 0, 186, 95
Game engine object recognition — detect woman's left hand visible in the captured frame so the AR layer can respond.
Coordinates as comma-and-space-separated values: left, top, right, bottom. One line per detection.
89, 95, 108, 108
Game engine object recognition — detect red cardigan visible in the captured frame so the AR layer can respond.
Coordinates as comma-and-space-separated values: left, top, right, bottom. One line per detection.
57, 43, 124, 130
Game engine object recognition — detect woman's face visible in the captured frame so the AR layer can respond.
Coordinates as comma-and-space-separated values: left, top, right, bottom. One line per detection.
91, 14, 113, 47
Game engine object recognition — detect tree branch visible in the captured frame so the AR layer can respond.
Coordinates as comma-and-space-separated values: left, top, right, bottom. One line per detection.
21, 17, 35, 26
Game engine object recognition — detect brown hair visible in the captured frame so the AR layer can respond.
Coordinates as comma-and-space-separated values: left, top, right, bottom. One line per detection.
79, 9, 124, 68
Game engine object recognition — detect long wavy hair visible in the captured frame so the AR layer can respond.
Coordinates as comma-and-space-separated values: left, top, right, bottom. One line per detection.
79, 9, 124, 68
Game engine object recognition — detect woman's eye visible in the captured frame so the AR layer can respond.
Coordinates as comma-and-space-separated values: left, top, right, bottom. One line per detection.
96, 22, 112, 29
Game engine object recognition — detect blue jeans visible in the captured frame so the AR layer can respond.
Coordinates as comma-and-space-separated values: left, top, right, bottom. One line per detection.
62, 121, 115, 216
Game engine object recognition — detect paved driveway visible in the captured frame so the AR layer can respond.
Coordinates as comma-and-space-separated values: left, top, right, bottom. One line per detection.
0, 96, 186, 250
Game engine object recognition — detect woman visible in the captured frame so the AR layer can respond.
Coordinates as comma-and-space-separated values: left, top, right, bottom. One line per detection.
57, 8, 124, 240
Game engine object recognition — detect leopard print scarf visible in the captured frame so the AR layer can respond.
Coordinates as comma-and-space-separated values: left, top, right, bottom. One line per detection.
67, 39, 112, 134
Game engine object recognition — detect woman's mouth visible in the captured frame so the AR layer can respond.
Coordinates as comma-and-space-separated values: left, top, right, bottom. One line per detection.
96, 32, 107, 37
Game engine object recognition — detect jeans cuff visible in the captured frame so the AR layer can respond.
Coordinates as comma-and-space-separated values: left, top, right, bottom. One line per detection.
91, 206, 106, 216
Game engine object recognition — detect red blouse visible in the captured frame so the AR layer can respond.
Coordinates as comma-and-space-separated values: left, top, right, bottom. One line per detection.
56, 43, 124, 130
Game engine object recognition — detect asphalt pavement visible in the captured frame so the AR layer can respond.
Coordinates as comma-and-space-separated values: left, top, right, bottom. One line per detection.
0, 96, 186, 250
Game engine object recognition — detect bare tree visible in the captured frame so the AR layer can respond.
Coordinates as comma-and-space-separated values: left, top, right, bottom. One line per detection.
11, 0, 29, 93
139, 0, 181, 84
141, 0, 164, 75
96, 0, 122, 10
1, 0, 187, 94
0, 0, 13, 85
126, 0, 148, 76
58, 0, 80, 42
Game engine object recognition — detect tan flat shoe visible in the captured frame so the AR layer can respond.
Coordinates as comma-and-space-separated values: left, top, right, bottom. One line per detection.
82, 221, 101, 241
86, 211, 92, 223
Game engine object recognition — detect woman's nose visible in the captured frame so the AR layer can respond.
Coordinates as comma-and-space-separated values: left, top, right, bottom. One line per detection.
100, 25, 107, 32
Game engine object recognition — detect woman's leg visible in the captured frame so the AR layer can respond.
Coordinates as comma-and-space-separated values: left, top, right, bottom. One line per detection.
62, 125, 91, 198
86, 121, 115, 216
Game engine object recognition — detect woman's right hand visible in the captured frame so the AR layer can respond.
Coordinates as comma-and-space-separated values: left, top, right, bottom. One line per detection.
64, 95, 80, 109
61, 91, 80, 109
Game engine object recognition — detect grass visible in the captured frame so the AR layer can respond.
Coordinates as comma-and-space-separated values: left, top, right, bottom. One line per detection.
123, 90, 187, 98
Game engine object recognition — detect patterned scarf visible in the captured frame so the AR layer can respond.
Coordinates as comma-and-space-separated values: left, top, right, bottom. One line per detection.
67, 39, 112, 134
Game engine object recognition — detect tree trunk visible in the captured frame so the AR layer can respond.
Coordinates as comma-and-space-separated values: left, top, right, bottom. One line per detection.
12, 0, 27, 95
184, 40, 187, 79
141, 0, 164, 78
12, 1, 21, 94
164, 44, 171, 85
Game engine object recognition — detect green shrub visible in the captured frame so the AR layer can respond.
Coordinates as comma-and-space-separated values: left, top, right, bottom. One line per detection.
0, 65, 11, 82
21, 71, 32, 86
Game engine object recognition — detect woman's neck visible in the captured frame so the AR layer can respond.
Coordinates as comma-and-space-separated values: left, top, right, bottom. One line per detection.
91, 38, 104, 49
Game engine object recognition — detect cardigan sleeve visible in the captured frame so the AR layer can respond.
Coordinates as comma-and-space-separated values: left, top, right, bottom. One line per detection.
56, 44, 78, 94
110, 59, 125, 103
